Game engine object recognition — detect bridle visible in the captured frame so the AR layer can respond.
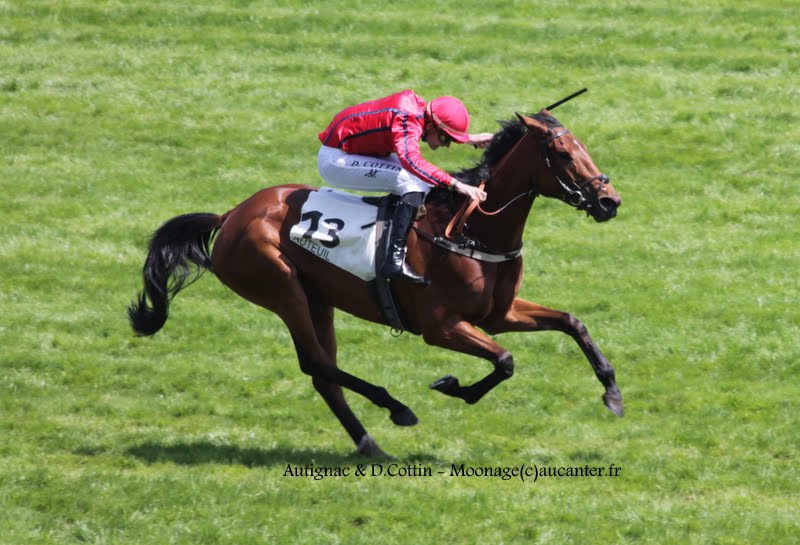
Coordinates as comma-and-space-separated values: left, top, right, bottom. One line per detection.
445, 88, 613, 237
418, 88, 619, 262
445, 125, 610, 238
542, 127, 611, 209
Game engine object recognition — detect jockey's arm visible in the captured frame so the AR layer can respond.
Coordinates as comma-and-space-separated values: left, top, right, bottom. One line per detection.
467, 132, 494, 149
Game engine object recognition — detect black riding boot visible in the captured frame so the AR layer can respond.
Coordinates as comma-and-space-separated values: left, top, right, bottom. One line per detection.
380, 200, 428, 285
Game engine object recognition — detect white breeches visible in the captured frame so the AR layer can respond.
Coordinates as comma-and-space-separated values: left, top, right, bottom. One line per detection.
317, 145, 432, 197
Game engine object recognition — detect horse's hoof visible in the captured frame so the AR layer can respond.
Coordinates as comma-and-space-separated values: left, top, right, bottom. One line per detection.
603, 393, 624, 417
357, 434, 393, 459
430, 375, 460, 395
390, 407, 419, 427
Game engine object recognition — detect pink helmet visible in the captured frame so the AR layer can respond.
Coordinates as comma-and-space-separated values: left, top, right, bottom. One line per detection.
426, 96, 470, 143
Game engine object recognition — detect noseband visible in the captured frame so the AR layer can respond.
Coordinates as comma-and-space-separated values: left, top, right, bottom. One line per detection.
542, 128, 610, 208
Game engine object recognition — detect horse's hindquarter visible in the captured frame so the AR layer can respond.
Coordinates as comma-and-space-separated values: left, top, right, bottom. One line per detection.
211, 184, 386, 325
210, 186, 304, 298
212, 185, 306, 270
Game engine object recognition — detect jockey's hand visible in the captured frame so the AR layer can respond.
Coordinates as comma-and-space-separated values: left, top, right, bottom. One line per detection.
468, 133, 494, 149
453, 180, 487, 202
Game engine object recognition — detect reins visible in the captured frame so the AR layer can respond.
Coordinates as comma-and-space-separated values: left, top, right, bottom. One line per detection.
444, 130, 537, 238
444, 181, 535, 238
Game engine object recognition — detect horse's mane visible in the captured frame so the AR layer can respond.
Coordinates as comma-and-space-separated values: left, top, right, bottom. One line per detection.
427, 113, 561, 204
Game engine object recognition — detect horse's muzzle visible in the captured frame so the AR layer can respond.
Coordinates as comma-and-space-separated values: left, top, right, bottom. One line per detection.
591, 196, 620, 222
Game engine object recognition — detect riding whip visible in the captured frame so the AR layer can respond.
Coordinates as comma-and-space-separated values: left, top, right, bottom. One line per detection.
545, 88, 588, 111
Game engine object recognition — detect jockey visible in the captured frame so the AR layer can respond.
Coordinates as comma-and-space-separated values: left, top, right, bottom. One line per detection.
317, 90, 493, 285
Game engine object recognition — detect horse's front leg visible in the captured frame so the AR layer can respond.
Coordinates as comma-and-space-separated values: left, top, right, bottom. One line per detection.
484, 297, 624, 417
423, 320, 514, 405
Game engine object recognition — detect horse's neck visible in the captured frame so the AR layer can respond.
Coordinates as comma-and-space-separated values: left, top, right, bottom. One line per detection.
466, 136, 540, 252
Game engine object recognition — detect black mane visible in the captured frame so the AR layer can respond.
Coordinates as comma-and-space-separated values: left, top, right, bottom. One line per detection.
424, 113, 561, 206
448, 113, 561, 188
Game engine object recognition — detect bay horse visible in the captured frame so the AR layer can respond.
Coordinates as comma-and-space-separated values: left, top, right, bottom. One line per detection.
128, 109, 624, 457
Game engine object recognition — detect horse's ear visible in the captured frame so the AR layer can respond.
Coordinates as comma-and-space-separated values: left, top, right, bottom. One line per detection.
515, 112, 549, 135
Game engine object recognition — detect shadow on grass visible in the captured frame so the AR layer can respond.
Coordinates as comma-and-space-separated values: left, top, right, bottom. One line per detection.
112, 441, 444, 468
121, 441, 359, 467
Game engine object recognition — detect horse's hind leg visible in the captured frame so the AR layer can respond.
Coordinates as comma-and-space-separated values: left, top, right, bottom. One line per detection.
217, 240, 415, 449
311, 376, 388, 457
270, 277, 418, 428
294, 303, 389, 457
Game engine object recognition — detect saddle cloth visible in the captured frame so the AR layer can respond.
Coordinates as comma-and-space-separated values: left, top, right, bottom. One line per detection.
289, 188, 379, 281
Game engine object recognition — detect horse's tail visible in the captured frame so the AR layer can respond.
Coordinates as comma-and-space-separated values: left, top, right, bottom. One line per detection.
128, 212, 223, 336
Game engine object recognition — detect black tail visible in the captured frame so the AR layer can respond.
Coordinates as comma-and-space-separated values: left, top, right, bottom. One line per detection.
128, 213, 222, 336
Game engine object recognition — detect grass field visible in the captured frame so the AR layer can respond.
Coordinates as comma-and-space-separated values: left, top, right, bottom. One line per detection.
1, 0, 798, 543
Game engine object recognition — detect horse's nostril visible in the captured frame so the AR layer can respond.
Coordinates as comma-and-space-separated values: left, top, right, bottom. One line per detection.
598, 197, 618, 212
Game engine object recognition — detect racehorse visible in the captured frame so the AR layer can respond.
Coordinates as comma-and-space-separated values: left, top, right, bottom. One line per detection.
128, 107, 624, 457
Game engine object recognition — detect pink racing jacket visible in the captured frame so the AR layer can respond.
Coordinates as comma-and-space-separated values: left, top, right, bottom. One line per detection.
318, 90, 454, 189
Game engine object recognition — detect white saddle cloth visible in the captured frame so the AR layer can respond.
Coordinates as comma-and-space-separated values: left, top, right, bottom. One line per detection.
289, 188, 379, 281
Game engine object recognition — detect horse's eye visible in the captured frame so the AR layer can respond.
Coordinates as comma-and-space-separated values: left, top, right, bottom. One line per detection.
559, 151, 572, 160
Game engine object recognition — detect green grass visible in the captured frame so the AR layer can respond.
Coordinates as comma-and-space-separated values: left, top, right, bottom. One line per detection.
1, 0, 798, 543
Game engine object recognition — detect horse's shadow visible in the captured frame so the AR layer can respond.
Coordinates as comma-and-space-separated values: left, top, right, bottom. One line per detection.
122, 441, 356, 467
115, 441, 442, 468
